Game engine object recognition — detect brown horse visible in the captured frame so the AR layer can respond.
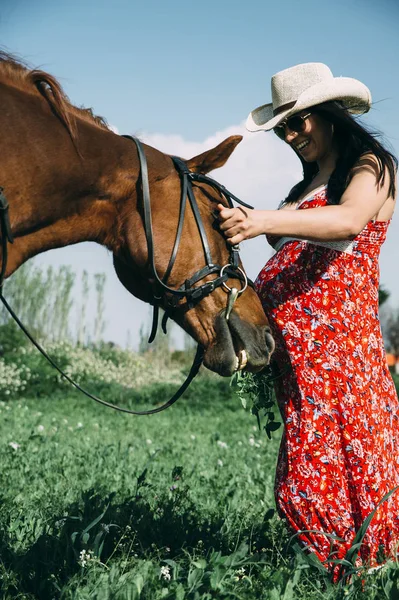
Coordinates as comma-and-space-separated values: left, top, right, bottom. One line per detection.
0, 52, 274, 376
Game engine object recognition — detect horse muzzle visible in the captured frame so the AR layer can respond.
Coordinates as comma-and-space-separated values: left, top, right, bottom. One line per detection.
203, 310, 275, 377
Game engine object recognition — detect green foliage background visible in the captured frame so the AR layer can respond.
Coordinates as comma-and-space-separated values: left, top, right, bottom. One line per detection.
1, 266, 399, 598
0, 348, 398, 598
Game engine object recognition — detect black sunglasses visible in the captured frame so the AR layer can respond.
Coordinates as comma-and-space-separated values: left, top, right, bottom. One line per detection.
273, 112, 312, 140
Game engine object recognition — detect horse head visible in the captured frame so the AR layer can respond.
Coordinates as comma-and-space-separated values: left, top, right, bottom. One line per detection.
113, 135, 275, 376
0, 53, 273, 377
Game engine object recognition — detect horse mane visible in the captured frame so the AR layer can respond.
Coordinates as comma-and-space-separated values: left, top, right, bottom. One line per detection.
0, 51, 110, 145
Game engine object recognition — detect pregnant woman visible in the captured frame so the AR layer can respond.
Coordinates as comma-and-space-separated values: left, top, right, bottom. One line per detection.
218, 62, 398, 579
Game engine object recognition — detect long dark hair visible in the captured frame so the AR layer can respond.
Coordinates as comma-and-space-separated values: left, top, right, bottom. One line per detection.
283, 101, 397, 205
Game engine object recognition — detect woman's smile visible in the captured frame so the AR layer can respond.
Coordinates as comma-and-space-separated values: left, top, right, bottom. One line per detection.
295, 139, 312, 157
295, 139, 311, 152
293, 137, 315, 160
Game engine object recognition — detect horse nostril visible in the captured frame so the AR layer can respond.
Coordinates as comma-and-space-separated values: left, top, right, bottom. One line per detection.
265, 329, 276, 356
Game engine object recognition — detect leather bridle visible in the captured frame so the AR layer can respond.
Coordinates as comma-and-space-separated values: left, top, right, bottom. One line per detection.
122, 136, 253, 340
0, 137, 254, 415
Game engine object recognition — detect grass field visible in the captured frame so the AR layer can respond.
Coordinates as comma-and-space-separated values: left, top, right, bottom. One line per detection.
1, 359, 399, 599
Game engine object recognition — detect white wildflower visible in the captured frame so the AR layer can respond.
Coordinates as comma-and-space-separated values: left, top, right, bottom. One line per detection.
37, 425, 44, 432
76, 422, 83, 429
217, 459, 224, 467
146, 439, 152, 445
249, 437, 255, 446
190, 434, 196, 440
9, 442, 20, 451
78, 549, 95, 567
234, 566, 246, 581
217, 440, 228, 449
160, 565, 171, 581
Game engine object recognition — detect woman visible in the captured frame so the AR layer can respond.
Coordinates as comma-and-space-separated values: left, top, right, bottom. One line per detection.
218, 63, 398, 579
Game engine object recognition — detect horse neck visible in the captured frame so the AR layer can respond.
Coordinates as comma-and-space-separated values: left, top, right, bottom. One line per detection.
0, 86, 147, 275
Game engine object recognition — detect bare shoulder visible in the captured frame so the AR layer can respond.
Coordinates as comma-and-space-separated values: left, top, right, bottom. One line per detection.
349, 152, 396, 198
344, 152, 397, 222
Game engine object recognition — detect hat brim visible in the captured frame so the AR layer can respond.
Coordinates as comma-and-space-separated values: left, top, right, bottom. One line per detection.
246, 77, 372, 132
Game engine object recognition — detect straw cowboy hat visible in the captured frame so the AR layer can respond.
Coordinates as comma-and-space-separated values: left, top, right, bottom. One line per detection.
246, 62, 372, 132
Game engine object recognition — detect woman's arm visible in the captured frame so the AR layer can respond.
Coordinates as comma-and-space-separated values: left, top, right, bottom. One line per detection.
217, 155, 395, 245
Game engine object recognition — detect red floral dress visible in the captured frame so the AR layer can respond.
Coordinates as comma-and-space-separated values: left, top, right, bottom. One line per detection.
255, 185, 399, 580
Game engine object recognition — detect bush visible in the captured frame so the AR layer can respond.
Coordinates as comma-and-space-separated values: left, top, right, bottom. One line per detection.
0, 321, 30, 355
0, 343, 188, 401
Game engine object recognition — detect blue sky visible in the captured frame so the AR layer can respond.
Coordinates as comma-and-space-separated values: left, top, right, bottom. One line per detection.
1, 0, 398, 347
3, 0, 399, 141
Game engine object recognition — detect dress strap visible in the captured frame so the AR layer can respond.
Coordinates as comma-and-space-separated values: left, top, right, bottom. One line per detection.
276, 184, 328, 211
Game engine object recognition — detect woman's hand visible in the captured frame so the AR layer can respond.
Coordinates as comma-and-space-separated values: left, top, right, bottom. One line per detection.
216, 204, 266, 245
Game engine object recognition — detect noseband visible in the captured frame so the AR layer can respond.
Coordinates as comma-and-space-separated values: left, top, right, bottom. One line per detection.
0, 137, 254, 415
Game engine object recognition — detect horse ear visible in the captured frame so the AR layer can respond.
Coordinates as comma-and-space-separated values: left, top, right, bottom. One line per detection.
185, 135, 242, 174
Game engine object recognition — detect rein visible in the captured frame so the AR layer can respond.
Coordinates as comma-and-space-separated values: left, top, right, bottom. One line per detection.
0, 138, 254, 415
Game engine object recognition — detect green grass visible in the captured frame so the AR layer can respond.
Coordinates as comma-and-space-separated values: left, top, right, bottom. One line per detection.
0, 374, 399, 599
